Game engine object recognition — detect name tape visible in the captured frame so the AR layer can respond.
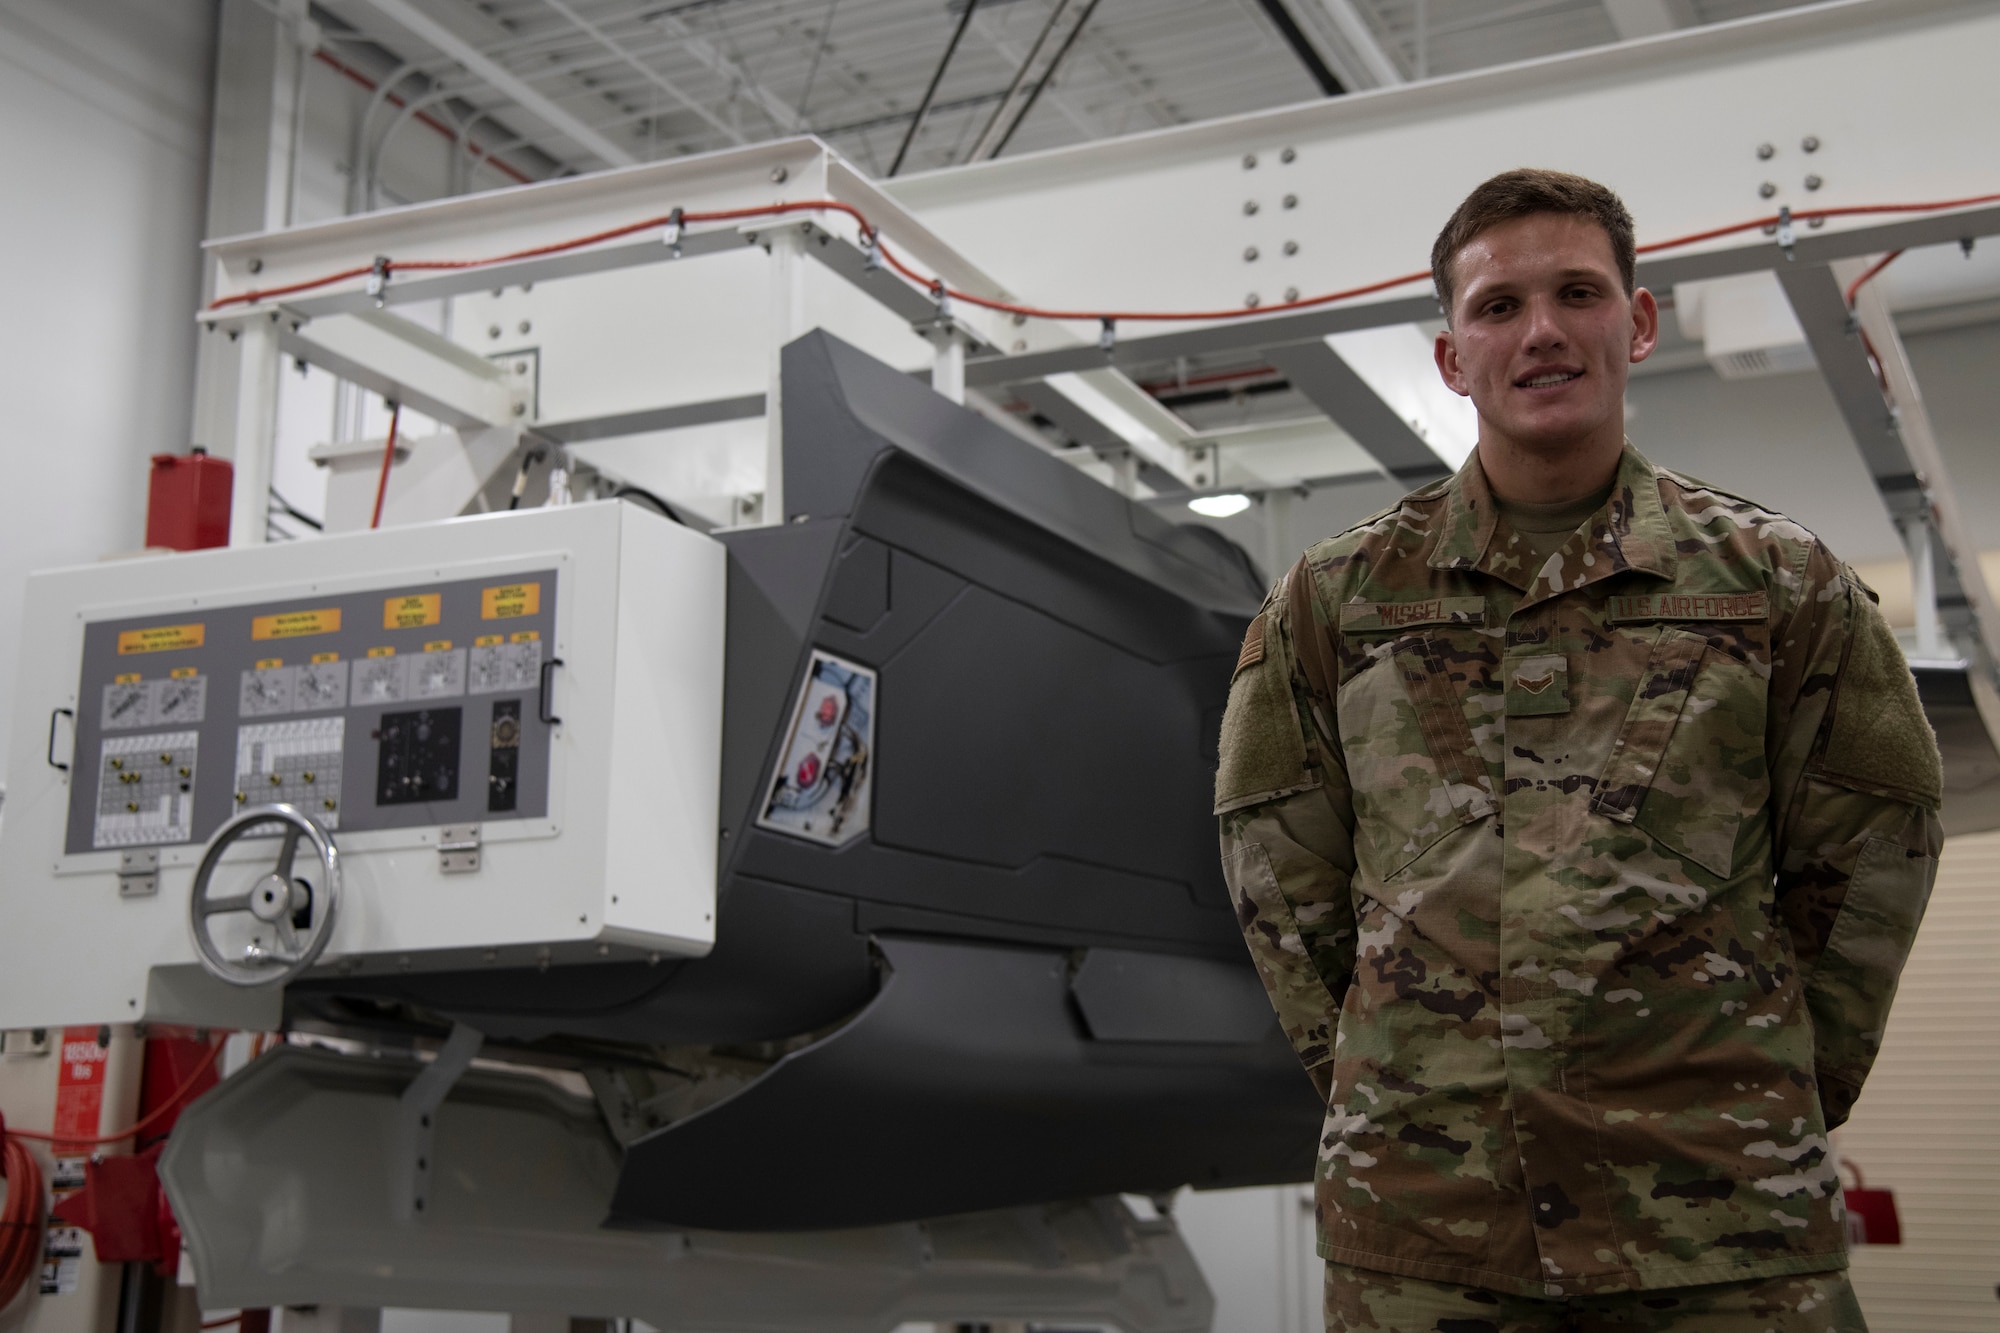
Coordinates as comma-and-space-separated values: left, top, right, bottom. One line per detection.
1340, 597, 1485, 632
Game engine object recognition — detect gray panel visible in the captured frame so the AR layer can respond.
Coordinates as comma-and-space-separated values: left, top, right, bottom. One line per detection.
159, 1044, 1213, 1333
65, 568, 556, 854
1071, 948, 1278, 1044
612, 936, 1318, 1230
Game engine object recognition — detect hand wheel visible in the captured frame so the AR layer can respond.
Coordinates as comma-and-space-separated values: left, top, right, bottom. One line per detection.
189, 803, 341, 987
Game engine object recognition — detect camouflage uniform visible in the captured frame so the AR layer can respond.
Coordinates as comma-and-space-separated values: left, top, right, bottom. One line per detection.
1215, 445, 1942, 1304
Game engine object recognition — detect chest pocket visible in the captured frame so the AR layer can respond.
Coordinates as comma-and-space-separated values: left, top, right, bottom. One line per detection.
1592, 626, 1771, 878
1337, 632, 1496, 880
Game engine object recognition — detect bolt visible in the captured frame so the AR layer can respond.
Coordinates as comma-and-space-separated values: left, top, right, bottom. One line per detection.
1012, 312, 1027, 326
1804, 174, 1822, 191
1282, 193, 1297, 209
1011, 339, 1026, 353
1242, 152, 1257, 169
1244, 292, 1261, 308
1809, 216, 1826, 229
1757, 143, 1775, 160
1802, 135, 1820, 153
514, 360, 527, 374
1283, 240, 1299, 256
1280, 146, 1296, 164
771, 165, 789, 183
1244, 246, 1259, 262
488, 324, 501, 339
1243, 199, 1260, 216
512, 402, 526, 416
1283, 286, 1300, 302
518, 320, 531, 334
249, 258, 264, 274
1758, 182, 1778, 199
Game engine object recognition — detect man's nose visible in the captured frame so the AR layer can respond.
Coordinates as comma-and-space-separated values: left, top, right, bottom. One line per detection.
1521, 297, 1567, 352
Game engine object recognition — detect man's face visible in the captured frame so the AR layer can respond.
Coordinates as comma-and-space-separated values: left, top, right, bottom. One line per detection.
1433, 213, 1657, 458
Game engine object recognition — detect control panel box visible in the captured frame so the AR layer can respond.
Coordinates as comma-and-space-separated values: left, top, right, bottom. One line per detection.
0, 502, 725, 1029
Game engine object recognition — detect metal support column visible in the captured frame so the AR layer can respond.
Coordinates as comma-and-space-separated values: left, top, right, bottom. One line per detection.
227, 315, 282, 546
764, 225, 808, 526
929, 327, 968, 405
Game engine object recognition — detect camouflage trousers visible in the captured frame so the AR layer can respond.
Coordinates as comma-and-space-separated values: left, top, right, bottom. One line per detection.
1326, 1263, 1866, 1332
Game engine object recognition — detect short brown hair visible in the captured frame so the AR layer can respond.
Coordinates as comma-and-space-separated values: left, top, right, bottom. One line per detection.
1430, 169, 1635, 320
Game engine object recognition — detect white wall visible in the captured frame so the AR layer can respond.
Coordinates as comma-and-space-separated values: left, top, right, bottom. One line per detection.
0, 0, 216, 769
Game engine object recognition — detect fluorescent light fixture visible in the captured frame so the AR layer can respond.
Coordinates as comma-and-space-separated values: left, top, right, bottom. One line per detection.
1188, 493, 1252, 518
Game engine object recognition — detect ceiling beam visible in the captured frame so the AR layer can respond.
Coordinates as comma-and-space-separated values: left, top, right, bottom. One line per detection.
1302, 0, 1404, 87
1603, 0, 1694, 42
538, 0, 746, 145
358, 0, 639, 168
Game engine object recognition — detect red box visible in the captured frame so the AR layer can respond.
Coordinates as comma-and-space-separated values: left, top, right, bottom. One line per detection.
146, 450, 233, 550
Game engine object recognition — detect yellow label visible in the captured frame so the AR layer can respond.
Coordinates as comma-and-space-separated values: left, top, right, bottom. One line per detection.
310, 651, 339, 664
481, 582, 541, 620
169, 666, 199, 679
367, 646, 396, 659
117, 623, 204, 655
510, 630, 540, 644
252, 608, 342, 640
384, 594, 441, 630
423, 639, 453, 653
474, 635, 504, 648
113, 672, 142, 685
255, 658, 283, 671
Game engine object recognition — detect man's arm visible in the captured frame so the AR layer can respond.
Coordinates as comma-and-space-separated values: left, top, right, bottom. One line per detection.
1215, 565, 1358, 1101
1769, 544, 1945, 1128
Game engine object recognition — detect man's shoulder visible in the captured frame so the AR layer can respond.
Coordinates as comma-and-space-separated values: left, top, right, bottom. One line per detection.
1300, 477, 1454, 575
1647, 461, 1824, 556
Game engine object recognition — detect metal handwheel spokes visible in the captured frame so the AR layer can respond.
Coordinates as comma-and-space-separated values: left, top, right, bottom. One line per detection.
189, 803, 341, 987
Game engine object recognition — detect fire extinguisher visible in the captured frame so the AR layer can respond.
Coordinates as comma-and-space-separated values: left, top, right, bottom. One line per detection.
1841, 1159, 1902, 1246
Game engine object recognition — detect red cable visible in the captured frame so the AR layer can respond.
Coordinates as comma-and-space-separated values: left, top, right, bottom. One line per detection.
0, 1128, 43, 1315
205, 190, 2000, 328
1845, 248, 1906, 309
369, 403, 403, 530
5, 1040, 225, 1149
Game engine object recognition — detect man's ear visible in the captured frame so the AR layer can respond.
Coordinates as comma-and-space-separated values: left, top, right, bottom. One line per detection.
1435, 327, 1470, 397
1629, 287, 1660, 365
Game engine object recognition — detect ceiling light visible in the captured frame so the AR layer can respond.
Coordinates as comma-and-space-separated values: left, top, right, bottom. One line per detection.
1188, 493, 1252, 518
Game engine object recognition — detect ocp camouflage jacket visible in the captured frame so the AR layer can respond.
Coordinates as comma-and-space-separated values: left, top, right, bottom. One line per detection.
1215, 444, 1943, 1299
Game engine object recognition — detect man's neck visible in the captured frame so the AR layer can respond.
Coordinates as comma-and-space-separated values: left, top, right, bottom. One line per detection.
1476, 429, 1625, 505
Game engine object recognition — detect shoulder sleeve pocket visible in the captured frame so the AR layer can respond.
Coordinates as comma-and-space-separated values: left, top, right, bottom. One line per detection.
1223, 840, 1340, 1078
1215, 613, 1315, 815
1813, 588, 1943, 809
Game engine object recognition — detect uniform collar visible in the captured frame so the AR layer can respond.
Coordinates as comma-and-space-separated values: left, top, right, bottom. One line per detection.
1427, 442, 1676, 602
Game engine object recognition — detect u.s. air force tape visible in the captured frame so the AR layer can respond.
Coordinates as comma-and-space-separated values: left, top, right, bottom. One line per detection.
1606, 591, 1768, 622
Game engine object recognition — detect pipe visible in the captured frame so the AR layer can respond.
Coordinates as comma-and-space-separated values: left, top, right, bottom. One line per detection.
890, 0, 981, 177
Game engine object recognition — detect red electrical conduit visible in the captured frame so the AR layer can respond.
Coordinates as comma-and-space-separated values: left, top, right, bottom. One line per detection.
207, 191, 2000, 327
0, 1126, 41, 1314
0, 1040, 226, 1311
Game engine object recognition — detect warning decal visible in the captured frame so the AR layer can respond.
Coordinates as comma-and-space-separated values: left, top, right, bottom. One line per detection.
252, 608, 342, 640
385, 594, 442, 630
117, 623, 205, 655
481, 582, 541, 619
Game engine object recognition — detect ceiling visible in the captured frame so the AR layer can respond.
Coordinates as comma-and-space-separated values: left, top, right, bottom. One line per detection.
311, 0, 1829, 185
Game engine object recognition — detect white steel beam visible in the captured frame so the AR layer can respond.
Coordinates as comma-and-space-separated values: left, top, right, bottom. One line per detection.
359, 0, 639, 168
285, 310, 523, 429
